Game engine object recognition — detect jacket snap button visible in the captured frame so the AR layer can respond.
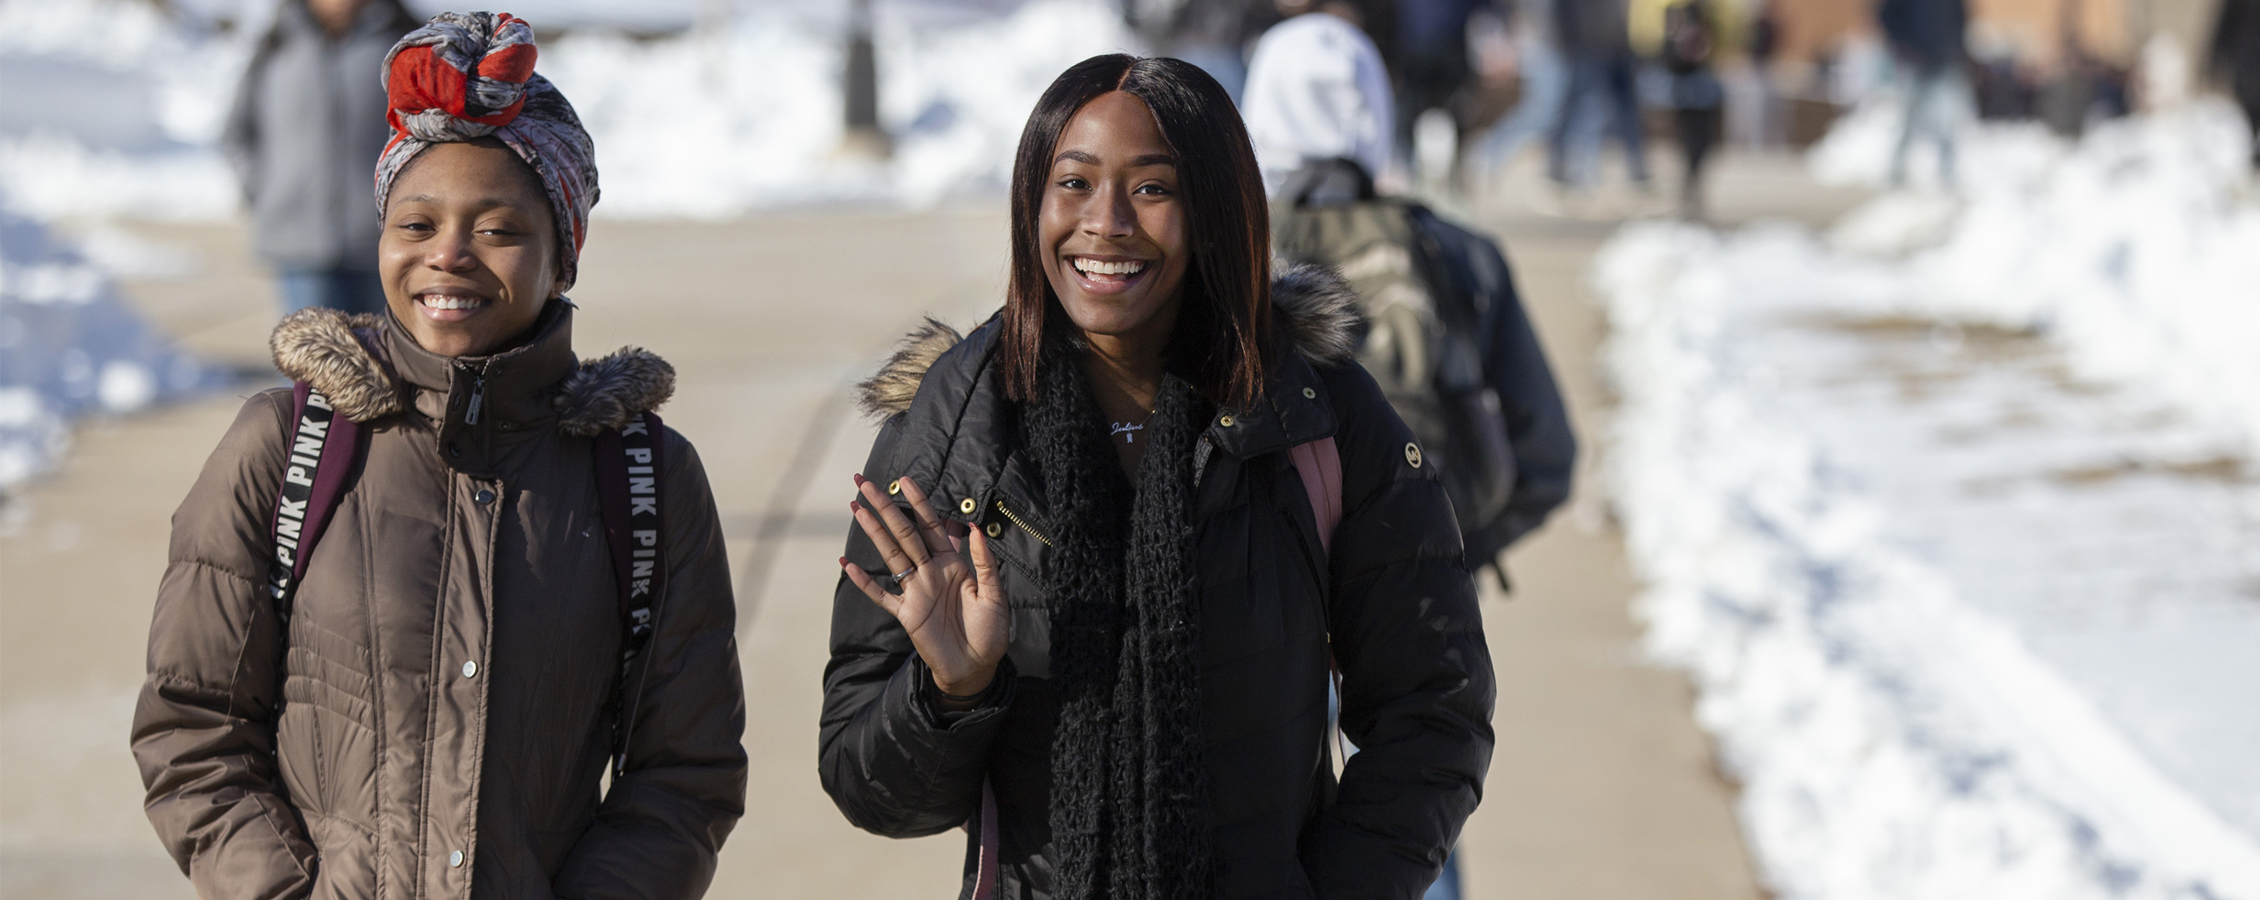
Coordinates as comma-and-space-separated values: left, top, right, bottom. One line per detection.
984, 522, 1002, 538
959, 498, 976, 514
1219, 415, 1235, 427
474, 489, 496, 504
887, 479, 901, 496
447, 443, 462, 458
462, 661, 478, 678
1302, 387, 1316, 400
448, 850, 463, 868
1405, 442, 1424, 468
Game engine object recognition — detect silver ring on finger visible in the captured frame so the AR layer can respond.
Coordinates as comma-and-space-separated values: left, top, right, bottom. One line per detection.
891, 564, 917, 581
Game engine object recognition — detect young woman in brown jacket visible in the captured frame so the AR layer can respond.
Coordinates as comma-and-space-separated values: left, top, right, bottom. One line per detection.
131, 15, 746, 899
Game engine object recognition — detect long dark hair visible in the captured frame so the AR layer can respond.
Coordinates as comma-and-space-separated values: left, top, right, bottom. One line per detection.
995, 55, 1274, 410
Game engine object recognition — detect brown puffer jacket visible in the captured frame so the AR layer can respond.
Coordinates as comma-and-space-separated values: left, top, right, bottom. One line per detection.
131, 302, 747, 900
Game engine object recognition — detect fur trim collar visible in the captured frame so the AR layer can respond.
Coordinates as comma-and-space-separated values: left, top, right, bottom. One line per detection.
855, 262, 1362, 418
268, 307, 673, 435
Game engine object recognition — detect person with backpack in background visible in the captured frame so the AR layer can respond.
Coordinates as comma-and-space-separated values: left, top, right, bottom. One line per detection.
132, 15, 747, 899
1245, 10, 1577, 590
224, 0, 418, 318
820, 54, 1494, 900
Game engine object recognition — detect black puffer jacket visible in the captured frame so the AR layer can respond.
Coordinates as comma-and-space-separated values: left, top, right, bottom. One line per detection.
819, 271, 1496, 900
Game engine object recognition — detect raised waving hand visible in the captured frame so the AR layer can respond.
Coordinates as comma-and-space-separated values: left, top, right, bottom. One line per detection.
840, 474, 1010, 705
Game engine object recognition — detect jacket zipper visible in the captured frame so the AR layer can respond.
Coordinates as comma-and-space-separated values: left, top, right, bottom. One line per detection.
993, 499, 1052, 547
461, 360, 491, 425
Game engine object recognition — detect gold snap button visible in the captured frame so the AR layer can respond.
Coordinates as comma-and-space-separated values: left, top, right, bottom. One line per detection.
984, 522, 1003, 538
1405, 442, 1424, 468
959, 498, 977, 514
887, 479, 901, 496
1302, 387, 1316, 399
1219, 415, 1235, 427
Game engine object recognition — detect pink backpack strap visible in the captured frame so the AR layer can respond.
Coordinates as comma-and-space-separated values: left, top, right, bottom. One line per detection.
971, 778, 1000, 900
1288, 436, 1344, 555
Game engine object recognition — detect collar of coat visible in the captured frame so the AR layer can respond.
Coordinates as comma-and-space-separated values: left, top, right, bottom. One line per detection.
268, 300, 674, 436
856, 263, 1363, 512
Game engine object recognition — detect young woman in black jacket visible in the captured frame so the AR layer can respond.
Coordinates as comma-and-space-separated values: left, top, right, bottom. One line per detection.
821, 54, 1495, 900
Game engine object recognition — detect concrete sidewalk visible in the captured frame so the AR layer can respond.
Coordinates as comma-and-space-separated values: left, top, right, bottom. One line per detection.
0, 152, 1859, 899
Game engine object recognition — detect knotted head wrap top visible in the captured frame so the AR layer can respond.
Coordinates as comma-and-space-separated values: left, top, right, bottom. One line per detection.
375, 12, 599, 289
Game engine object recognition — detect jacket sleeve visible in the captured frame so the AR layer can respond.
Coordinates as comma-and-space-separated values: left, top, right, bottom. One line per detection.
817, 415, 1016, 838
131, 389, 319, 900
554, 433, 749, 900
1302, 365, 1497, 900
1425, 210, 1577, 552
1479, 242, 1575, 548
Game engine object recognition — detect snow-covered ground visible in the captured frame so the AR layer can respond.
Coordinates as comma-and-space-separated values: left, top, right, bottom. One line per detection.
1598, 100, 2260, 898
0, 210, 228, 493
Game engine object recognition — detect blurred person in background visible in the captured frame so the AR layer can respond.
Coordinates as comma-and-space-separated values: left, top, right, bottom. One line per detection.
1661, 0, 1723, 218
1122, 0, 1277, 99
1746, 0, 1785, 146
224, 0, 417, 318
2211, 0, 2260, 164
1878, 0, 1970, 185
134, 15, 747, 899
1473, 0, 1572, 177
1548, 0, 1652, 189
1393, 0, 1502, 188
821, 53, 1495, 900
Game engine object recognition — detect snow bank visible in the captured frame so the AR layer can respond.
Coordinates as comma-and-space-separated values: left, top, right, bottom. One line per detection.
1808, 99, 2260, 456
1600, 98, 2260, 898
0, 211, 228, 493
1596, 219, 2260, 900
0, 0, 1142, 221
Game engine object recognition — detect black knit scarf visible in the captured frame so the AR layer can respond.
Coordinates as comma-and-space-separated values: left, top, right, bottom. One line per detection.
1025, 344, 1213, 900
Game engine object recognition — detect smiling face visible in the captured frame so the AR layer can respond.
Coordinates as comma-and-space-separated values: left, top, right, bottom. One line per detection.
1038, 90, 1192, 351
378, 140, 563, 358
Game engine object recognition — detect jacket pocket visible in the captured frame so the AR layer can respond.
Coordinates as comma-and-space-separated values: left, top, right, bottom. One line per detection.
303, 812, 379, 900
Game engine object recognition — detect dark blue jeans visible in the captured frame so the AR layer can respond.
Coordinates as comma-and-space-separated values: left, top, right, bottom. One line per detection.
1548, 51, 1651, 186
279, 267, 387, 317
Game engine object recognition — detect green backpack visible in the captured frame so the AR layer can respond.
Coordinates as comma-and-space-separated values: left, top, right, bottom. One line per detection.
1272, 161, 1522, 573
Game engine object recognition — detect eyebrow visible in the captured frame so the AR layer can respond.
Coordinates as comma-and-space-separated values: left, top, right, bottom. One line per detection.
1052, 150, 1179, 168
396, 194, 534, 209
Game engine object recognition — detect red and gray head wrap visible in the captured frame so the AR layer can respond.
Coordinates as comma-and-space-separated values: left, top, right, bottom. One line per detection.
375, 12, 599, 289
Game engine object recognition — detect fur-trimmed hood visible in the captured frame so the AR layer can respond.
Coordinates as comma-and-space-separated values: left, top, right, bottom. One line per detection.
856, 261, 1361, 419
269, 305, 674, 436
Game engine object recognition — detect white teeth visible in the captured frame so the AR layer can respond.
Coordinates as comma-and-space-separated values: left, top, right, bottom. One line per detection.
420, 294, 487, 310
1073, 258, 1147, 276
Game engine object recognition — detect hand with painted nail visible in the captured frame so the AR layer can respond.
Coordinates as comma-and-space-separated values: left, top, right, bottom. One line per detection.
841, 474, 1009, 708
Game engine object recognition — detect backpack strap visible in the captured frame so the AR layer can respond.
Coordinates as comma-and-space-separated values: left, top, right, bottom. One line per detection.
267, 383, 363, 622
1286, 436, 1351, 772
1287, 436, 1344, 555
970, 778, 1000, 900
593, 412, 667, 776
